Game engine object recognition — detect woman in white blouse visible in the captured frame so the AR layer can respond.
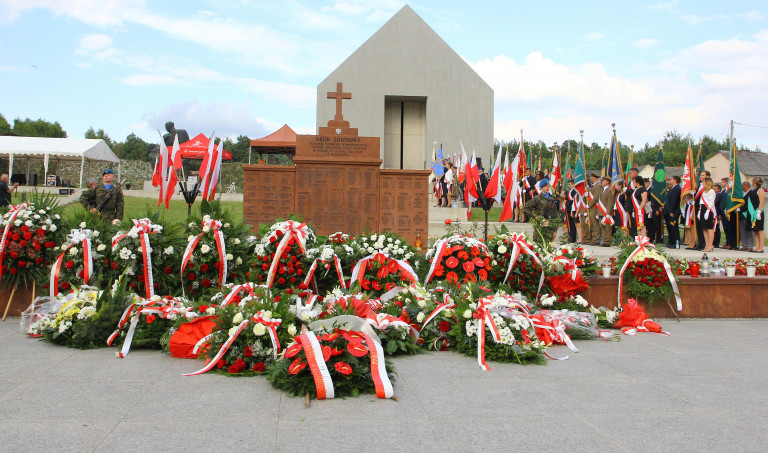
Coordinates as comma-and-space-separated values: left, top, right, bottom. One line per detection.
698, 177, 717, 252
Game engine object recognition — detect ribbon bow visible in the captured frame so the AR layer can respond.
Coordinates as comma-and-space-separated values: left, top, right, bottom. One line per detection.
221, 282, 261, 307
502, 233, 546, 299
617, 236, 682, 311
50, 229, 94, 297
181, 218, 227, 294
552, 255, 580, 282
474, 298, 501, 371
350, 252, 419, 288
112, 219, 159, 299
266, 220, 308, 288
303, 253, 347, 291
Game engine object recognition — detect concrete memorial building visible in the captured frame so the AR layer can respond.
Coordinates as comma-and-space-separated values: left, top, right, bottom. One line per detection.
316, 5, 494, 170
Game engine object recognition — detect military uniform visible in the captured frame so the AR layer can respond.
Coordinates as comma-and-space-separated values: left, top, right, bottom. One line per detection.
523, 193, 560, 220
587, 182, 602, 242
80, 184, 124, 223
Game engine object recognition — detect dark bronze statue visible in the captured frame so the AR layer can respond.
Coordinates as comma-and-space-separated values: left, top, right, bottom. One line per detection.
162, 121, 190, 147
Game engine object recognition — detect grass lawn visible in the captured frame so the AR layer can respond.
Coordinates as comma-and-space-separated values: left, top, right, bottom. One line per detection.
468, 207, 505, 222
62, 195, 244, 225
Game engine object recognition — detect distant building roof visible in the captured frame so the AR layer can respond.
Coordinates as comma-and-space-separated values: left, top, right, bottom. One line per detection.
250, 124, 296, 154
720, 150, 768, 177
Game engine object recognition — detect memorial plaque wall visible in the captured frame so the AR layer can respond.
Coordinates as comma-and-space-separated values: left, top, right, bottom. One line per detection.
242, 82, 429, 243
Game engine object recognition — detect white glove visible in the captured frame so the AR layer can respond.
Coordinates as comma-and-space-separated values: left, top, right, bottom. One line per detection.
758, 211, 763, 221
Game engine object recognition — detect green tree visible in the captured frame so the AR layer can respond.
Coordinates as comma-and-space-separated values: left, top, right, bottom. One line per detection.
84, 127, 114, 148
119, 133, 149, 161
12, 117, 67, 137
223, 135, 251, 163
0, 113, 10, 134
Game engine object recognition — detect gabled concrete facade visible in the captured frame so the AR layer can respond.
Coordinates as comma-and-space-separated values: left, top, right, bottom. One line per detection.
317, 5, 493, 170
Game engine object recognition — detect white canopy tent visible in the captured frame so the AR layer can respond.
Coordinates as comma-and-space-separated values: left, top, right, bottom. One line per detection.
0, 136, 120, 188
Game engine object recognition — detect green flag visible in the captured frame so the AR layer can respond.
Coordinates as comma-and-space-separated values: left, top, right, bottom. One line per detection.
725, 144, 744, 214
574, 140, 586, 195
694, 142, 705, 176
650, 147, 668, 206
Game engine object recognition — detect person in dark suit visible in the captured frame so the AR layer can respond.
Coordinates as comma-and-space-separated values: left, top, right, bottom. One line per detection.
719, 177, 736, 250
713, 183, 724, 247
664, 176, 681, 247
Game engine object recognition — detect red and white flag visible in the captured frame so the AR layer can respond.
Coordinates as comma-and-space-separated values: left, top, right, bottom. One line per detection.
163, 135, 182, 208
484, 145, 503, 204
206, 139, 224, 200
461, 143, 479, 220
499, 152, 521, 222
198, 131, 215, 197
550, 150, 561, 190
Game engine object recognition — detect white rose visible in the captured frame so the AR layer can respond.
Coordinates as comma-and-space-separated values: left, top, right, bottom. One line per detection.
14, 220, 21, 226
443, 308, 453, 318
228, 326, 239, 337
417, 299, 426, 309
69, 247, 78, 256
234, 238, 241, 245
206, 307, 216, 315
300, 312, 310, 322
224, 223, 230, 228
235, 257, 242, 265
79, 222, 87, 228
150, 295, 162, 302
203, 226, 210, 233
287, 324, 297, 336
253, 323, 267, 336
463, 309, 472, 319
49, 224, 58, 232
97, 244, 106, 252
187, 235, 196, 242
226, 254, 233, 261
24, 220, 33, 227
416, 312, 425, 323
262, 311, 272, 320
232, 312, 244, 324
92, 231, 99, 238
200, 244, 210, 254
498, 245, 508, 254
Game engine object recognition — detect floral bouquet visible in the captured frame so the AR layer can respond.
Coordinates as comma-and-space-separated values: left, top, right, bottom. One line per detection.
348, 252, 419, 297
348, 232, 425, 290
185, 289, 298, 376
302, 232, 355, 293
181, 213, 251, 298
111, 218, 184, 298
30, 286, 101, 344
536, 293, 590, 312
541, 254, 589, 300
425, 235, 493, 287
249, 219, 316, 291
615, 238, 679, 307
266, 327, 397, 400
394, 284, 457, 351
49, 226, 109, 297
0, 195, 65, 289
589, 305, 621, 329
486, 232, 544, 299
452, 291, 547, 367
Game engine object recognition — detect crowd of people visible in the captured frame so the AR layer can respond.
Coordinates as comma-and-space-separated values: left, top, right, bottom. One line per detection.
433, 161, 766, 253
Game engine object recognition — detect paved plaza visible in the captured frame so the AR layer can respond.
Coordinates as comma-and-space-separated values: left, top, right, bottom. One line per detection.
1, 317, 766, 452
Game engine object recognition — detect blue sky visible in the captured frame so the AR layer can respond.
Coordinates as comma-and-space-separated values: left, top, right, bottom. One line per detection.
1, 0, 767, 152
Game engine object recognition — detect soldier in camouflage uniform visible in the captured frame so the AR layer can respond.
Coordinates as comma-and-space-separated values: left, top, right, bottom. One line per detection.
80, 169, 124, 224
523, 179, 562, 242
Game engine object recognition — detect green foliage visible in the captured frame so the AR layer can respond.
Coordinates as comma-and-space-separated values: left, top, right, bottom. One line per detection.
0, 113, 10, 134
223, 135, 251, 163
11, 117, 67, 138
117, 133, 149, 161
84, 127, 114, 148
68, 278, 132, 349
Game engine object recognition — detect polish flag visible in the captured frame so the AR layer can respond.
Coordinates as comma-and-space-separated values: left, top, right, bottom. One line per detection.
461, 145, 478, 220
205, 139, 224, 200
499, 153, 521, 222
484, 146, 503, 204
550, 151, 561, 191
198, 132, 216, 197
163, 135, 181, 208
154, 132, 170, 206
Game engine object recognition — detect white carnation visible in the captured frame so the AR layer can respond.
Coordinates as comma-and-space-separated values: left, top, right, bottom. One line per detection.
96, 244, 106, 252
203, 226, 210, 233
574, 295, 588, 307
79, 222, 87, 228
206, 307, 216, 315
69, 247, 78, 256
119, 247, 132, 260
498, 245, 508, 254
234, 238, 241, 245
226, 254, 233, 261
92, 231, 99, 238
235, 257, 242, 265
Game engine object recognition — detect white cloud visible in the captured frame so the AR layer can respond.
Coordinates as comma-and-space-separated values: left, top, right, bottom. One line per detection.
0, 0, 145, 27
680, 13, 729, 26
121, 74, 183, 86
584, 32, 604, 41
740, 10, 765, 21
77, 33, 112, 51
138, 100, 276, 142
633, 38, 660, 49
233, 78, 315, 108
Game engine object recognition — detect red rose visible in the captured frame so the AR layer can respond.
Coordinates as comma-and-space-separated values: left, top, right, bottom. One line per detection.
187, 272, 196, 281
111, 262, 118, 270
9, 268, 17, 274
445, 219, 452, 225
334, 361, 353, 375
63, 260, 75, 269
23, 232, 32, 240
164, 266, 173, 274
17, 260, 27, 268
277, 277, 286, 285
201, 279, 212, 287
243, 346, 253, 357
35, 257, 44, 264
200, 263, 209, 272
252, 362, 266, 373
445, 256, 459, 269
438, 321, 451, 332
10, 251, 18, 259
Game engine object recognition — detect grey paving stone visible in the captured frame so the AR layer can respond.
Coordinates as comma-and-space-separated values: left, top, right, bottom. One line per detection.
579, 411, 768, 453
0, 420, 115, 453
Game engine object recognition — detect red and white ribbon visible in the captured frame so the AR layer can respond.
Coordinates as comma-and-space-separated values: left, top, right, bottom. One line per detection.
502, 233, 545, 299
700, 193, 718, 229
358, 331, 394, 398
419, 294, 455, 333
221, 282, 259, 307
620, 319, 670, 336
350, 252, 419, 287
0, 202, 29, 284
425, 235, 489, 283
552, 255, 580, 282
50, 229, 93, 297
617, 236, 682, 311
530, 311, 579, 355
112, 219, 158, 299
303, 255, 346, 290
252, 310, 282, 358
181, 218, 227, 294
615, 196, 628, 228
183, 319, 250, 376
299, 330, 334, 399
631, 193, 644, 227
266, 220, 309, 288
474, 298, 501, 371
597, 199, 614, 225
108, 296, 193, 358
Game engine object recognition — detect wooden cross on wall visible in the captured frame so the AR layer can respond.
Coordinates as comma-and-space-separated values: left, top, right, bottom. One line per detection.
327, 82, 351, 122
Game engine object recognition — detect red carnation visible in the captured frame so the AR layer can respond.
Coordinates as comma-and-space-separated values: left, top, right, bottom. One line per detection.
200, 263, 209, 272
164, 266, 173, 274
277, 277, 286, 285
252, 362, 266, 373
111, 262, 118, 270
243, 346, 253, 358
35, 257, 44, 264
187, 272, 196, 281
201, 279, 212, 287
438, 321, 451, 332
445, 219, 452, 225
66, 261, 76, 269
9, 268, 17, 274
23, 232, 32, 240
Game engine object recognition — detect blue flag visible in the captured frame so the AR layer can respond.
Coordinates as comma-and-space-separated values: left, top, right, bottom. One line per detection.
431, 143, 445, 177
608, 133, 622, 185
